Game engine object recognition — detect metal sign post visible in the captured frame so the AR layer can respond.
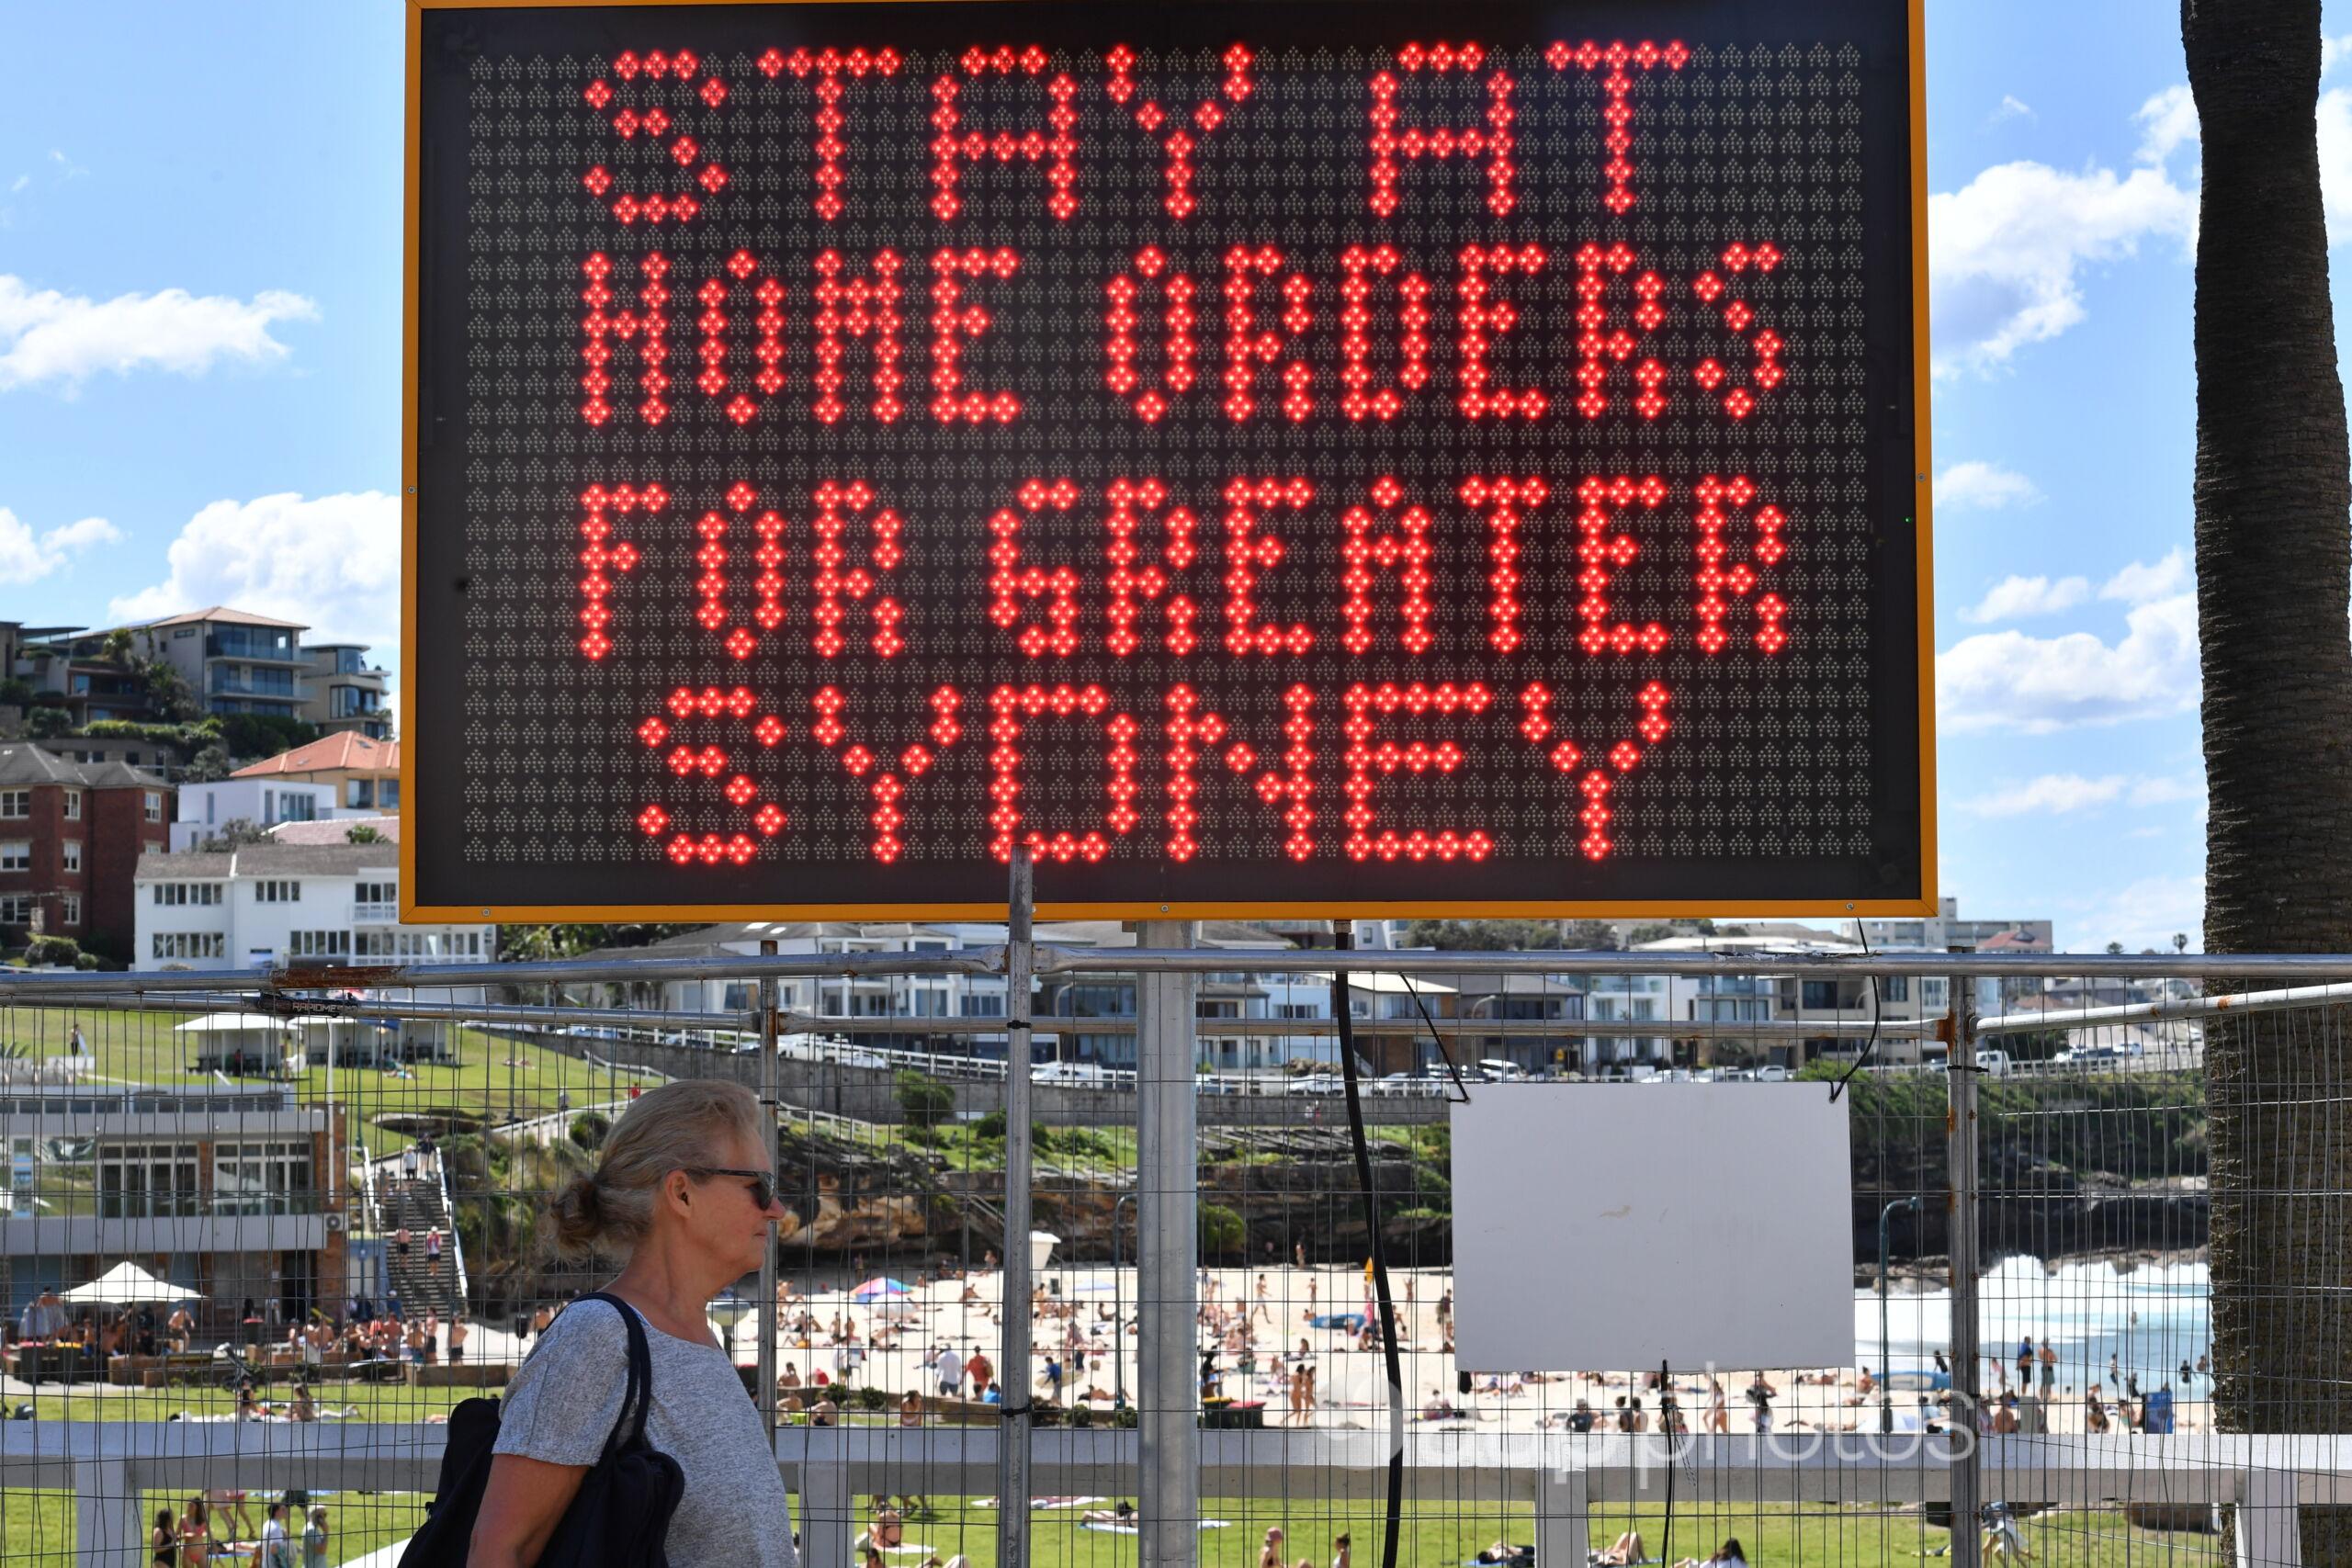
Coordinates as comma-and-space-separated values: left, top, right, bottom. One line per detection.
1136, 919, 1201, 1568
999, 850, 1036, 1568
757, 937, 779, 1437
1945, 977, 1983, 1568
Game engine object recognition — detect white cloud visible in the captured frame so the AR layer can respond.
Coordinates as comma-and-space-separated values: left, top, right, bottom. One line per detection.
0, 507, 121, 585
1937, 591, 2199, 733
2100, 547, 2192, 604
1935, 460, 2043, 512
1989, 95, 2036, 126
0, 276, 318, 393
2324, 35, 2352, 77
1929, 159, 2196, 376
1963, 574, 2089, 624
1962, 773, 2127, 817
2134, 84, 2199, 164
6, 175, 26, 196
2319, 88, 2352, 244
2076, 874, 2205, 954
107, 492, 401, 654
1961, 772, 2202, 817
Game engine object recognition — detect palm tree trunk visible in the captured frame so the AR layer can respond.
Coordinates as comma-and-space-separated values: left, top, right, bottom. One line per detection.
2186, 1, 2352, 1557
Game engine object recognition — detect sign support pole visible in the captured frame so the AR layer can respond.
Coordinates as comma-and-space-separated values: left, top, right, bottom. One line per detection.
999, 850, 1036, 1568
1137, 916, 1201, 1568
757, 937, 779, 1439
1944, 976, 1982, 1568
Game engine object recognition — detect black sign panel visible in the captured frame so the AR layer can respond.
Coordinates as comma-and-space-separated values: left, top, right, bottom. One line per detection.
404, 0, 1932, 919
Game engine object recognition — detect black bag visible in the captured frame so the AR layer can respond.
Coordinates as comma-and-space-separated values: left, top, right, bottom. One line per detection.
397, 1292, 686, 1567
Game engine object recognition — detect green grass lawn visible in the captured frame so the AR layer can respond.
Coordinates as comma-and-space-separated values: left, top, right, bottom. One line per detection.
0, 1491, 2222, 1568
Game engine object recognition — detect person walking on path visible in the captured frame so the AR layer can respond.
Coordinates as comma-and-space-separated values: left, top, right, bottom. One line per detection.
427, 1227, 444, 1275
469, 1078, 799, 1567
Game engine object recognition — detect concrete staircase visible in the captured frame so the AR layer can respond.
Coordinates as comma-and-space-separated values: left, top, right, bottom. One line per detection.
380, 1176, 459, 1318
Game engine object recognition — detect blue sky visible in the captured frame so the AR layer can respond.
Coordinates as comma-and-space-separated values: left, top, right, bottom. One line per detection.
0, 1, 2337, 951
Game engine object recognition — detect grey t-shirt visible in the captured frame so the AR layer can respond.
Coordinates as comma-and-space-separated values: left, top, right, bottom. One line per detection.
493, 1295, 797, 1567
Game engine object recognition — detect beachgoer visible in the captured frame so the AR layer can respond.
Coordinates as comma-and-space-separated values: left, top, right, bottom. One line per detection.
1747, 1375, 1778, 1436
2038, 1341, 2057, 1393
1334, 1531, 1352, 1568
1260, 1527, 1286, 1568
935, 1344, 963, 1399
1594, 1530, 1645, 1566
401, 1145, 420, 1181
178, 1499, 215, 1563
152, 1507, 177, 1567
811, 1393, 840, 1426
465, 1079, 797, 1566
1982, 1503, 2032, 1562
302, 1506, 330, 1568
1568, 1400, 1598, 1434
1674, 1539, 1747, 1568
1080, 1502, 1138, 1526
260, 1501, 298, 1568
426, 1228, 444, 1271
899, 1390, 924, 1427
395, 1225, 412, 1262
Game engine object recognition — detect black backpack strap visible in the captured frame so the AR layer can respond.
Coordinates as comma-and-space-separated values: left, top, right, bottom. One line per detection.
576, 1292, 656, 1459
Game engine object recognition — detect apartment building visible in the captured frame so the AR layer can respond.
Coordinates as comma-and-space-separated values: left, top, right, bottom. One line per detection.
0, 1078, 347, 1329
170, 777, 361, 851
0, 745, 172, 958
123, 607, 308, 720
231, 732, 401, 812
133, 842, 491, 973
300, 643, 391, 740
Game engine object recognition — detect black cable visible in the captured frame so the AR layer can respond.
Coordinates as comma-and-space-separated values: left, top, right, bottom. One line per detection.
1396, 972, 1472, 1103
1826, 920, 1884, 1102
1329, 928, 1406, 1568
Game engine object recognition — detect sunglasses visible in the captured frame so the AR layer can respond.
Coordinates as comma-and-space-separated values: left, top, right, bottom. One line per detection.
684, 1166, 778, 1210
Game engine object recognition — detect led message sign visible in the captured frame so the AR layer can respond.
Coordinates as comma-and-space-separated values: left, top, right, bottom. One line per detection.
403, 0, 1932, 920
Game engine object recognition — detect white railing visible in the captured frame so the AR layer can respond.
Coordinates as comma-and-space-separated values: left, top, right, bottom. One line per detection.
350, 902, 399, 923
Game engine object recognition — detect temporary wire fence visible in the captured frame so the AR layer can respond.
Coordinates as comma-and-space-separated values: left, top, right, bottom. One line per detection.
0, 947, 2337, 1568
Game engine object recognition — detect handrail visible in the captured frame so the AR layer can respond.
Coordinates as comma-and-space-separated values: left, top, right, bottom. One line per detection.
13, 947, 2352, 998
433, 1152, 469, 1314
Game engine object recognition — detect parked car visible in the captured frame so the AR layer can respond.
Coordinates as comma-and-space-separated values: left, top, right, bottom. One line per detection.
1287, 1073, 1347, 1095
1753, 1065, 1791, 1082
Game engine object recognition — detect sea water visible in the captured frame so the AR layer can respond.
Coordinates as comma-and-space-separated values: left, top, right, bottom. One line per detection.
1856, 1256, 2210, 1393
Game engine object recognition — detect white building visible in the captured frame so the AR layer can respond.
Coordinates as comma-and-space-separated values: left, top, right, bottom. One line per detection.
132, 842, 494, 975
169, 777, 371, 851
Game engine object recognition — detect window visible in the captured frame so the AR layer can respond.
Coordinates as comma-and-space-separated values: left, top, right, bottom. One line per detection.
143, 792, 162, 823
62, 791, 81, 821
0, 895, 31, 924
0, 790, 26, 818
1799, 980, 1840, 1010
1276, 1003, 1320, 1020
0, 841, 28, 872
98, 1142, 201, 1219
356, 880, 397, 905
379, 779, 401, 808
280, 793, 316, 822
151, 883, 223, 907
288, 930, 350, 958
213, 1140, 314, 1216
59, 895, 79, 926
152, 932, 227, 960
256, 880, 300, 903
1882, 976, 1911, 1003
345, 780, 372, 808
962, 994, 1005, 1018
60, 840, 80, 874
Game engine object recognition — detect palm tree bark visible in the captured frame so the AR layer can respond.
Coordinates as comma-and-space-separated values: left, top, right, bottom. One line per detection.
2186, 2, 2352, 1553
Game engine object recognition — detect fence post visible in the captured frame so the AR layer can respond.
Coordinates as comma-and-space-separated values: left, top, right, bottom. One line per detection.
1945, 976, 1982, 1568
1137, 917, 1202, 1568
758, 938, 779, 1438
999, 848, 1036, 1568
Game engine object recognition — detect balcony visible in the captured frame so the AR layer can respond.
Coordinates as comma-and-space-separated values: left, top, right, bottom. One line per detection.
205, 632, 301, 663
352, 902, 399, 923
210, 670, 300, 697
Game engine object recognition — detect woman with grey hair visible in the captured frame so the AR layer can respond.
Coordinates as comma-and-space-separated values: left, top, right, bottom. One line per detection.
468, 1079, 798, 1566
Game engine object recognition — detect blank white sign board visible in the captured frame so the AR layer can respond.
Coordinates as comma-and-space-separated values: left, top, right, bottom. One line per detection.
1450, 1084, 1853, 1372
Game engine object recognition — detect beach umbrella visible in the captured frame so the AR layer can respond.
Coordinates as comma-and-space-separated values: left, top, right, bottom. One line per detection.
852, 1277, 912, 1301
59, 1261, 199, 1306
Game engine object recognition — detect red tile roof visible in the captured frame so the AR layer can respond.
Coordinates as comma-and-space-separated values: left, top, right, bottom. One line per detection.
231, 732, 401, 778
